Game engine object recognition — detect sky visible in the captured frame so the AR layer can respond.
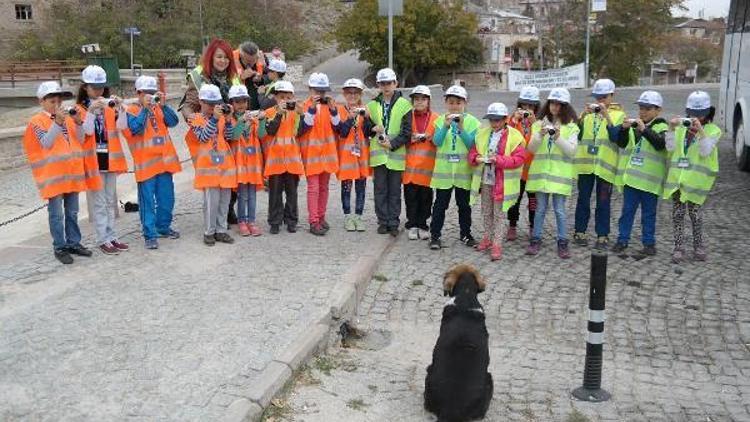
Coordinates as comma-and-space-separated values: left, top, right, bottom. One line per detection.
680, 0, 731, 19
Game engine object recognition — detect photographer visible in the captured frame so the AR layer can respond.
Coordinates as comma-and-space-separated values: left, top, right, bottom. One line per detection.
233, 41, 268, 111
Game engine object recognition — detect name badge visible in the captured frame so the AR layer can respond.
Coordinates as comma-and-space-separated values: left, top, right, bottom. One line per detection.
587, 145, 599, 155
96, 143, 108, 153
630, 156, 644, 167
447, 154, 461, 163
244, 146, 256, 155
677, 157, 690, 169
152, 136, 165, 146
351, 145, 361, 157
210, 150, 225, 165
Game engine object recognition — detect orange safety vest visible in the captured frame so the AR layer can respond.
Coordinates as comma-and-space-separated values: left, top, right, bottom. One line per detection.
122, 104, 181, 183
77, 104, 128, 175
23, 112, 88, 199
186, 114, 237, 190
298, 98, 339, 176
403, 110, 438, 187
335, 105, 370, 181
510, 118, 535, 181
229, 114, 264, 187
262, 107, 305, 177
71, 104, 102, 190
233, 49, 265, 80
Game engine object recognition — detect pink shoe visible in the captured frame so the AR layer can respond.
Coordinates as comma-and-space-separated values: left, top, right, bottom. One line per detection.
476, 236, 491, 252
238, 222, 251, 237
506, 227, 517, 241
248, 222, 262, 237
491, 243, 502, 261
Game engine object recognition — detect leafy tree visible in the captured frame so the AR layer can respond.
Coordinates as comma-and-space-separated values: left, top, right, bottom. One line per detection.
335, 0, 484, 85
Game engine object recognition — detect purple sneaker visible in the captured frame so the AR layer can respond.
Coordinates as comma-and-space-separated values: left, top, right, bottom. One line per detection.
526, 239, 541, 256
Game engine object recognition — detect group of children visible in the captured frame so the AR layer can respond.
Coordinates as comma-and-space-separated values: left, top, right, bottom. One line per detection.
25, 60, 721, 265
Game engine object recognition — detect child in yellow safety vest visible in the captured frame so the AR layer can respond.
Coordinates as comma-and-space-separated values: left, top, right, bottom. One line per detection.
468, 103, 526, 261
664, 91, 722, 263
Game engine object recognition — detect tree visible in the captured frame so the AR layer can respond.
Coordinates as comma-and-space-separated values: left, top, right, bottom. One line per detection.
556, 0, 686, 85
659, 32, 723, 80
335, 0, 484, 85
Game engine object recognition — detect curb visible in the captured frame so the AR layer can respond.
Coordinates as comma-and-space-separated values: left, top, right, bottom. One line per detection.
223, 233, 398, 422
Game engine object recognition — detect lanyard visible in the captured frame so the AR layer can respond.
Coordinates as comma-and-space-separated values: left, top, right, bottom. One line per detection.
591, 114, 602, 145
381, 99, 391, 134
414, 111, 429, 134
450, 113, 463, 151
684, 130, 695, 156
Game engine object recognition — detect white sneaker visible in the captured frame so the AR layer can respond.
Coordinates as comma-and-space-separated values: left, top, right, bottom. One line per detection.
408, 227, 419, 240
418, 229, 431, 240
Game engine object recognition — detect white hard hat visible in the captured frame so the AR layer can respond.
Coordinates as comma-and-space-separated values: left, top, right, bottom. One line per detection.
36, 81, 73, 100
518, 86, 540, 104
308, 72, 331, 91
274, 80, 295, 94
483, 102, 509, 119
444, 85, 468, 100
548, 87, 571, 104
410, 85, 431, 98
342, 78, 366, 91
636, 90, 663, 108
376, 68, 397, 83
686, 91, 712, 116
591, 79, 616, 97
135, 75, 158, 93
228, 85, 250, 100
268, 59, 287, 73
81, 65, 108, 88
198, 84, 223, 104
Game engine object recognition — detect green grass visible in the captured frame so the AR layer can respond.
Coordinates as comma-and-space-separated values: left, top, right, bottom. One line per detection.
313, 355, 338, 376
372, 273, 389, 282
346, 398, 369, 412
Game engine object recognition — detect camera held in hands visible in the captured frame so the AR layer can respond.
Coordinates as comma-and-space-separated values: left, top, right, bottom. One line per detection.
108, 99, 117, 108
378, 134, 386, 142
355, 108, 366, 116
221, 104, 231, 114
546, 126, 557, 136
522, 110, 531, 118
452, 114, 461, 123
590, 104, 602, 113
152, 95, 161, 104
681, 117, 693, 128
628, 118, 639, 125
318, 96, 331, 105
66, 106, 78, 116
285, 101, 297, 111
415, 133, 427, 142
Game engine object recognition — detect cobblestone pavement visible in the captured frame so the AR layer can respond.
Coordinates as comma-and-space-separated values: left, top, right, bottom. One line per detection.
282, 99, 750, 420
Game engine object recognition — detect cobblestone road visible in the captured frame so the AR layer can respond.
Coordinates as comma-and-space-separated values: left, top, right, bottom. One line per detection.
281, 87, 750, 422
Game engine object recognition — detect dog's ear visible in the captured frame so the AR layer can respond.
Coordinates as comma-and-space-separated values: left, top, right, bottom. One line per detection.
444, 264, 486, 296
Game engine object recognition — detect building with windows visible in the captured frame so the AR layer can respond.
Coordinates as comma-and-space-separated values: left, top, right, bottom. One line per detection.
0, 1, 56, 58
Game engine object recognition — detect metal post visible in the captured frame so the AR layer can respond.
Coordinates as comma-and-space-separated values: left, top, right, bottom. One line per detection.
198, 0, 205, 50
130, 32, 134, 71
388, 0, 393, 70
572, 251, 611, 402
584, 0, 591, 88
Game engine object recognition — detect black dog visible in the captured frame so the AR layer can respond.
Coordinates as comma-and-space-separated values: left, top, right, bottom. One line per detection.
424, 264, 493, 422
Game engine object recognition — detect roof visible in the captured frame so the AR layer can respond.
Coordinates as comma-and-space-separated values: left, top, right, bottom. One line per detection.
675, 18, 726, 30
466, 3, 533, 21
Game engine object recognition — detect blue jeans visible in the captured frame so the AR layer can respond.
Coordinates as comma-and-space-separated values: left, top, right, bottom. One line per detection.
341, 178, 366, 215
532, 193, 567, 241
617, 186, 658, 246
237, 183, 258, 223
137, 172, 175, 241
575, 174, 613, 237
48, 192, 82, 251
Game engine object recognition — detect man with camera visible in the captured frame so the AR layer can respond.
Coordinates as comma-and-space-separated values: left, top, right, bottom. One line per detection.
233, 41, 268, 112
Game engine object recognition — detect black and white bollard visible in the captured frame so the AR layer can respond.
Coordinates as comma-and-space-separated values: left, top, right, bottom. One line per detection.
572, 251, 611, 402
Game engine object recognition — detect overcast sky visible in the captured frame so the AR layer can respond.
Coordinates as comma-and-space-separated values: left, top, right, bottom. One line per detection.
680, 0, 731, 18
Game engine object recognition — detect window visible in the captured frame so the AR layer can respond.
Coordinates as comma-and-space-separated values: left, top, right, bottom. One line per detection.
15, 4, 32, 20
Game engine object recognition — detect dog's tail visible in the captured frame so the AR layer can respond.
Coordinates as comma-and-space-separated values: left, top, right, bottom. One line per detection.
443, 264, 486, 296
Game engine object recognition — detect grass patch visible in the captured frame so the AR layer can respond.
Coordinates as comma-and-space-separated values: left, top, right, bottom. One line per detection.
566, 408, 592, 422
346, 398, 369, 412
367, 384, 378, 392
411, 279, 424, 286
313, 355, 338, 376
372, 273, 389, 282
261, 398, 292, 421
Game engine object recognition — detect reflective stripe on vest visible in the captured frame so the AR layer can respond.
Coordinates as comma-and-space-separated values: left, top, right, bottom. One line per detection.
430, 113, 480, 190
663, 123, 721, 205
124, 104, 181, 182
404, 111, 438, 187
366, 96, 412, 171
262, 108, 305, 177
614, 121, 668, 196
575, 108, 624, 183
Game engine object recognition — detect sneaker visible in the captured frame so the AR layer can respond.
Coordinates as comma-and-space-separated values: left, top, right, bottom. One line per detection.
490, 244, 502, 261
460, 235, 478, 248
671, 248, 685, 264
557, 239, 571, 259
526, 239, 541, 256
66, 244, 93, 257
418, 229, 430, 240
111, 240, 129, 251
54, 249, 74, 264
310, 223, 325, 236
476, 236, 491, 252
270, 224, 281, 234
99, 243, 119, 255
215, 232, 235, 244
287, 224, 297, 233
238, 222, 251, 237
638, 245, 657, 256
321, 219, 330, 233
506, 226, 518, 241
429, 238, 442, 250
345, 216, 357, 232
573, 232, 588, 247
204, 234, 216, 246
594, 236, 609, 251
389, 227, 399, 237
377, 225, 388, 235
159, 229, 181, 239
611, 242, 628, 254
408, 227, 419, 240
145, 239, 159, 250
693, 247, 707, 262
354, 215, 366, 232
248, 223, 262, 236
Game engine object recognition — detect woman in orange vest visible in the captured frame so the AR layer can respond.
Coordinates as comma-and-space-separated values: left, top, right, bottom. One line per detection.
298, 72, 340, 236
227, 85, 265, 237
186, 84, 238, 246
336, 78, 371, 232
261, 80, 305, 234
23, 81, 92, 264
75, 65, 129, 255
124, 75, 182, 250
404, 85, 438, 241
506, 86, 540, 241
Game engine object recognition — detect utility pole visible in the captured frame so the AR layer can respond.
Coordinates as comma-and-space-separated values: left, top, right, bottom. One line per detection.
388, 0, 394, 69
584, 0, 592, 87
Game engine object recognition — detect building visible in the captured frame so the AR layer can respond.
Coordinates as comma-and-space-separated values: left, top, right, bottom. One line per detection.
674, 17, 726, 46
0, 1, 60, 58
